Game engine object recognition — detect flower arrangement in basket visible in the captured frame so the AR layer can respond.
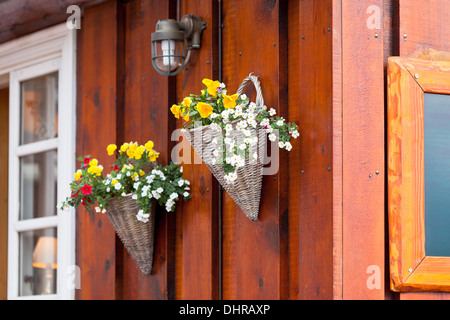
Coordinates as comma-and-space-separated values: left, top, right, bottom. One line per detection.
59, 140, 191, 275
171, 73, 299, 220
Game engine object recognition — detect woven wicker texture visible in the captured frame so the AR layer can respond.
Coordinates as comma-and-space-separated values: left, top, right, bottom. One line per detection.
106, 195, 155, 275
184, 74, 266, 220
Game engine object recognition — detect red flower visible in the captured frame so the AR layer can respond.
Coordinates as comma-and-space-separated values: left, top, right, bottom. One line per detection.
71, 190, 80, 198
81, 199, 87, 206
81, 184, 92, 195
84, 157, 91, 165
113, 164, 119, 172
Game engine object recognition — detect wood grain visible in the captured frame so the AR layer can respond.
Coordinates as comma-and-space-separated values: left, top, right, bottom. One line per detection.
0, 0, 109, 44
342, 0, 385, 299
388, 57, 450, 294
174, 0, 219, 300
398, 0, 450, 300
399, 0, 450, 58
221, 0, 288, 300
288, 0, 334, 300
120, 0, 175, 301
75, 1, 119, 300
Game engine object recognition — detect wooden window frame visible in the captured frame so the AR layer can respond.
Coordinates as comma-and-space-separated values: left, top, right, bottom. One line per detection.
0, 24, 76, 300
388, 57, 450, 293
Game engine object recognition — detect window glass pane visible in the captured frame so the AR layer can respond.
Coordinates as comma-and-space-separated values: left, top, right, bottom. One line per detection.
424, 93, 450, 257
20, 72, 58, 145
19, 228, 57, 296
20, 150, 57, 220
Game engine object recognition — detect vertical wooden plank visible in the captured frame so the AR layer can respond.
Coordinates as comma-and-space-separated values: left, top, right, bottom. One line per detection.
288, 0, 334, 300
0, 88, 8, 300
342, 0, 385, 299
398, 0, 450, 301
75, 1, 119, 300
332, 0, 344, 300
120, 0, 175, 300
399, 0, 450, 58
221, 0, 288, 300
174, 0, 219, 300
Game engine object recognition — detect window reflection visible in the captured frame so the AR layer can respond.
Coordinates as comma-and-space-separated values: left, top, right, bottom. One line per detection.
19, 228, 57, 296
20, 73, 58, 145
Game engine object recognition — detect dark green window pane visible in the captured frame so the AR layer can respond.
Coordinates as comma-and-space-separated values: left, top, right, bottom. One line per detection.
424, 93, 450, 257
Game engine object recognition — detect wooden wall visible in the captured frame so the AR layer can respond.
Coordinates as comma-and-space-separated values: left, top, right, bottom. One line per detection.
72, 0, 450, 300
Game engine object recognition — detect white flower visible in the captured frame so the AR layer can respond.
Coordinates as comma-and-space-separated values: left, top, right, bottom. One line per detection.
291, 130, 300, 139
183, 192, 190, 197
285, 141, 293, 151
278, 141, 285, 149
243, 129, 251, 137
213, 150, 219, 157
266, 126, 273, 133
132, 194, 138, 200
185, 180, 190, 185
235, 109, 243, 117
220, 82, 226, 88
136, 210, 150, 223
133, 182, 141, 190
156, 187, 163, 193
276, 120, 284, 126
236, 157, 245, 168
221, 110, 230, 118
210, 113, 219, 119
126, 171, 131, 177
247, 113, 256, 121
141, 190, 148, 197
210, 123, 221, 132
95, 207, 101, 213
268, 133, 277, 142
239, 143, 247, 150
248, 119, 257, 128
240, 94, 247, 100
152, 190, 161, 199
260, 118, 270, 127
170, 192, 178, 200
178, 179, 185, 187
114, 182, 122, 190
102, 209, 106, 214
225, 124, 233, 131
248, 102, 257, 112
269, 108, 276, 116
180, 166, 183, 173
117, 174, 122, 179
244, 137, 252, 144
121, 192, 127, 197
224, 171, 238, 184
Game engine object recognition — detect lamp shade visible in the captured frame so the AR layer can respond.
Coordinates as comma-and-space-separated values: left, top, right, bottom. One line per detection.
32, 236, 57, 269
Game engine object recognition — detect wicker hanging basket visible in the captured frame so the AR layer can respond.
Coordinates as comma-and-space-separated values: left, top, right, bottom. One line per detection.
184, 74, 266, 220
105, 194, 155, 275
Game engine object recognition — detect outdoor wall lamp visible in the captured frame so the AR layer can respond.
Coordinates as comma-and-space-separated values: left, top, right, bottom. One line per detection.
151, 14, 206, 76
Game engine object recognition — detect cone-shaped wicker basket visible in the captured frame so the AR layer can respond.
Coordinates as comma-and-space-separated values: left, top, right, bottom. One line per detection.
184, 74, 266, 220
105, 194, 155, 275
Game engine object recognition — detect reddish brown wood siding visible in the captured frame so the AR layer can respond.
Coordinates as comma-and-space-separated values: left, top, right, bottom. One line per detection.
398, 0, 450, 301
68, 0, 450, 300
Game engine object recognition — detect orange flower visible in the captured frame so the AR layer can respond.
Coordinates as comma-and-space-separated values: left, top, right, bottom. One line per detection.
196, 102, 213, 118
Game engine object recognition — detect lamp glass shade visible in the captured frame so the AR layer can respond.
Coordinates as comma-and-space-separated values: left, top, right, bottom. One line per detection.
152, 39, 185, 76
19, 228, 57, 296
33, 236, 57, 269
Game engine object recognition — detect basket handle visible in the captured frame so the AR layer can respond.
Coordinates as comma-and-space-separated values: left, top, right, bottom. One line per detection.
236, 73, 265, 109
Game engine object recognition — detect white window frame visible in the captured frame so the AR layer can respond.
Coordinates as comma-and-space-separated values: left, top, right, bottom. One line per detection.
0, 24, 76, 300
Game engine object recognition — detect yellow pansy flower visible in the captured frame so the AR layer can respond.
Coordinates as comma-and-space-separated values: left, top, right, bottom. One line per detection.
107, 144, 117, 156
171, 104, 181, 119
112, 179, 118, 186
74, 170, 82, 181
148, 150, 160, 162
144, 140, 154, 152
139, 170, 145, 176
202, 78, 221, 97
131, 172, 139, 181
182, 112, 190, 122
181, 97, 192, 108
89, 159, 98, 167
134, 145, 145, 160
196, 102, 213, 118
120, 143, 129, 153
223, 93, 239, 109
